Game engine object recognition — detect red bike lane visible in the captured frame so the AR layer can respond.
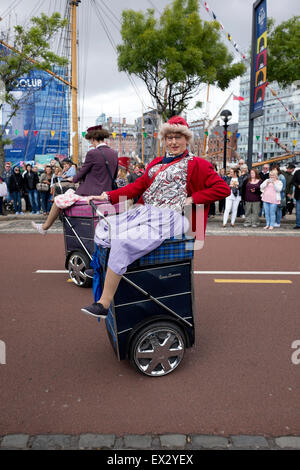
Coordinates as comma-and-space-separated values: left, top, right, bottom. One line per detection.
0, 233, 299, 436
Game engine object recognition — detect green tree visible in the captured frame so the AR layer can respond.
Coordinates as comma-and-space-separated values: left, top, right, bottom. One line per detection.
117, 0, 246, 120
267, 16, 300, 88
0, 12, 68, 173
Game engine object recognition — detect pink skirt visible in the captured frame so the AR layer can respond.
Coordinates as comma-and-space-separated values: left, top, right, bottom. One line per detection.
54, 189, 87, 210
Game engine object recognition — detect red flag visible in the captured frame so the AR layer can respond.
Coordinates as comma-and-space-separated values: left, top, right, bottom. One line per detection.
233, 95, 244, 101
33, 130, 38, 136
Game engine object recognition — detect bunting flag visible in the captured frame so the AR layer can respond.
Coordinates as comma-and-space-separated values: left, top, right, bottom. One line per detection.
204, 131, 208, 136
199, 0, 247, 60
112, 132, 117, 139
293, 140, 297, 146
153, 132, 158, 138
227, 131, 232, 137
82, 131, 86, 137
267, 84, 300, 125
256, 136, 260, 140
51, 130, 55, 137
274, 137, 279, 144
215, 131, 219, 136
5, 129, 9, 135
143, 132, 148, 138
24, 130, 29, 137
122, 132, 127, 138
15, 130, 18, 136
236, 133, 240, 138
233, 95, 245, 101
33, 131, 38, 136
265, 137, 269, 141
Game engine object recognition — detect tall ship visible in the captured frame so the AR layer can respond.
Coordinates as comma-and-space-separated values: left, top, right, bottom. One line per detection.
0, 0, 80, 168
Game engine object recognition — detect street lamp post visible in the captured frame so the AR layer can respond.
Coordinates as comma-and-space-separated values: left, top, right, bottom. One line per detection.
220, 109, 232, 170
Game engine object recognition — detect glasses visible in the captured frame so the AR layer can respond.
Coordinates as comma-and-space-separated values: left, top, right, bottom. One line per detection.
166, 135, 184, 142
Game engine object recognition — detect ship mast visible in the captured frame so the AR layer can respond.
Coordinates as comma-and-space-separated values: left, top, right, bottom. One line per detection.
70, 0, 80, 164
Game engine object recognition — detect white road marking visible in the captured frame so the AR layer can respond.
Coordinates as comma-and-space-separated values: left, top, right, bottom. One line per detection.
194, 271, 300, 275
35, 270, 68, 273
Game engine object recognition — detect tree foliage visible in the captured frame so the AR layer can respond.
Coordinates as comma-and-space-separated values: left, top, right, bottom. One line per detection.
117, 0, 246, 119
0, 12, 68, 172
267, 16, 300, 88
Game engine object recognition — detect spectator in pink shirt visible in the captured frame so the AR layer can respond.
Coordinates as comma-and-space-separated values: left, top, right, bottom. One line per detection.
260, 169, 283, 230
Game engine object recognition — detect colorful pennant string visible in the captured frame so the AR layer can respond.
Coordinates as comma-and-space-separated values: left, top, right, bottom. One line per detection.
267, 84, 300, 126
199, 0, 247, 60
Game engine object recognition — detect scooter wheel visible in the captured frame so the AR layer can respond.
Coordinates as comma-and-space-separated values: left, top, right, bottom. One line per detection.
68, 251, 92, 288
130, 321, 186, 377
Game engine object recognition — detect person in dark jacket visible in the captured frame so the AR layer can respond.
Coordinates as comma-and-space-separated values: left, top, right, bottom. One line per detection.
291, 168, 300, 229
32, 125, 118, 234
8, 167, 24, 214
23, 164, 40, 214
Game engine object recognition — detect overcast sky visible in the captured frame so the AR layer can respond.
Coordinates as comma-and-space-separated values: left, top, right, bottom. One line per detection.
1, 0, 299, 130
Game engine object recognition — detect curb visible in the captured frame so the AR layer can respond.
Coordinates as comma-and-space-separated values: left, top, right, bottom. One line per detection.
0, 433, 300, 450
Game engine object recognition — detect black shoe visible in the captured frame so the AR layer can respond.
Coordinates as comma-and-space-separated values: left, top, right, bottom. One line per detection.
293, 226, 300, 229
81, 302, 108, 318
85, 269, 94, 279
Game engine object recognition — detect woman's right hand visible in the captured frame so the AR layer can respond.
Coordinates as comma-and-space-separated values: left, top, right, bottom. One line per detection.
86, 193, 108, 205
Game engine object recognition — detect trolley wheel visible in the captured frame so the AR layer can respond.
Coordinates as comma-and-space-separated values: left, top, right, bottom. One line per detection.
130, 321, 186, 377
68, 251, 92, 288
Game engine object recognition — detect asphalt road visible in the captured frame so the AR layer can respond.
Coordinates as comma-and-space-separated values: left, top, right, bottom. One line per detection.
0, 233, 299, 436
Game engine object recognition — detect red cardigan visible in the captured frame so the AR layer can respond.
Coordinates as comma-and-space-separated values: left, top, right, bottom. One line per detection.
108, 155, 230, 234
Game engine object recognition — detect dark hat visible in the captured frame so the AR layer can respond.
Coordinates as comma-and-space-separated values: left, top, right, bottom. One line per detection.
87, 125, 102, 133
287, 163, 295, 169
62, 158, 73, 165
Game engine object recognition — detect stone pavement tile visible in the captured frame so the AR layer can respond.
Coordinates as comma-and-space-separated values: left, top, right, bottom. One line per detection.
79, 434, 115, 449
160, 434, 187, 448
124, 434, 152, 449
275, 437, 300, 449
191, 435, 229, 449
114, 437, 125, 450
30, 434, 79, 450
231, 435, 269, 449
1, 434, 30, 449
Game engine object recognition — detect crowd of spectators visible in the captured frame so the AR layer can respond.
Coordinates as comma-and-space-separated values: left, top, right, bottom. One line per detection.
214, 159, 300, 230
0, 158, 145, 216
1, 155, 299, 230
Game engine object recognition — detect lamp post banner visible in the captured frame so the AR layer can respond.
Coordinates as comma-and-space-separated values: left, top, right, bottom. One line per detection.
251, 0, 268, 116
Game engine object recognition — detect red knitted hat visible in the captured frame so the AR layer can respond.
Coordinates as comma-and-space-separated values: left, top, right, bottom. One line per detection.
118, 156, 130, 171
159, 115, 193, 142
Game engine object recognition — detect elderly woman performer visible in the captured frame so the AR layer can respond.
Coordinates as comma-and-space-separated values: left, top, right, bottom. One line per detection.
82, 116, 230, 318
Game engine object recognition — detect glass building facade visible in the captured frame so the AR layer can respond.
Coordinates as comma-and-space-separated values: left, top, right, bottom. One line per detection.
237, 67, 300, 164
1, 44, 70, 166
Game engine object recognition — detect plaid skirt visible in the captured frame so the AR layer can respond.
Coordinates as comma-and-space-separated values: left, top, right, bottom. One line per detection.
94, 204, 189, 275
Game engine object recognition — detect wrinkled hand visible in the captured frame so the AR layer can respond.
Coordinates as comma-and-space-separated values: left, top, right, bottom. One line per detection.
86, 193, 108, 205
185, 197, 193, 205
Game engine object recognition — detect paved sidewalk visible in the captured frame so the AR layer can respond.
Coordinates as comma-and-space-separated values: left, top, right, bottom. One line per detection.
0, 212, 299, 235
0, 433, 300, 450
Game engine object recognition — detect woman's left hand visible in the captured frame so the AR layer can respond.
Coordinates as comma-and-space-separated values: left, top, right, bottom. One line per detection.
67, 177, 73, 182
185, 197, 193, 205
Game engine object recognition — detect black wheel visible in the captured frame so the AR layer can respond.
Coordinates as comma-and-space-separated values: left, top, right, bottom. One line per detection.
68, 251, 92, 288
130, 321, 186, 377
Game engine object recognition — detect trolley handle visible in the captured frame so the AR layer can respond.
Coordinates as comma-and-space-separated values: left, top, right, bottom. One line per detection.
90, 200, 111, 229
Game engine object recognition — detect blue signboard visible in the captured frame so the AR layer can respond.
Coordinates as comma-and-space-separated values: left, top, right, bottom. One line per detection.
251, 0, 267, 115
0, 43, 70, 164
